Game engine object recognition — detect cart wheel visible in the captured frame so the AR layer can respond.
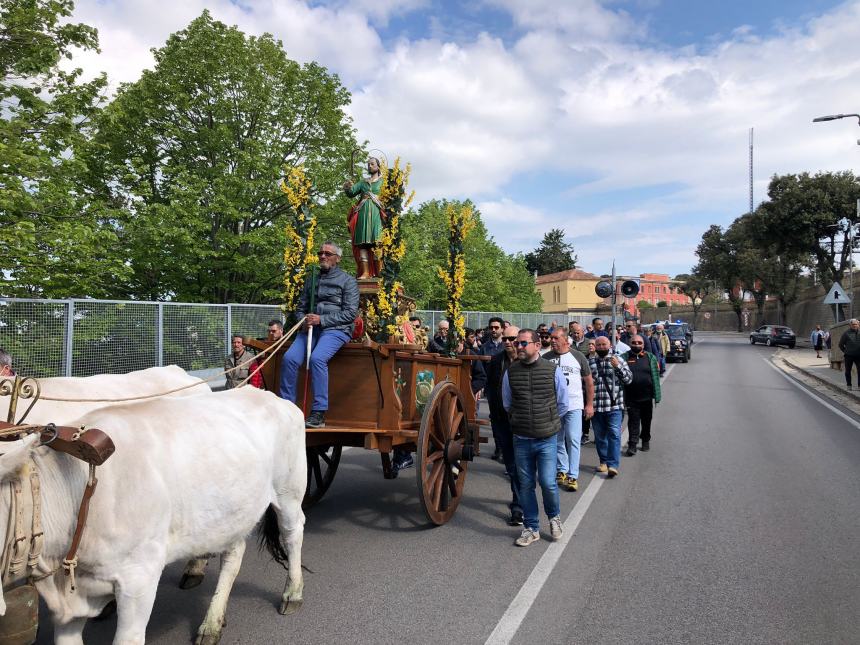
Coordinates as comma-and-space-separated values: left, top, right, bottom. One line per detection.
303, 445, 342, 509
416, 381, 470, 525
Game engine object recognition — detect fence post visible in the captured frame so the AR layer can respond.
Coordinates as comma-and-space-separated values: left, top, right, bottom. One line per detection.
64, 300, 74, 377
157, 303, 164, 367
226, 304, 232, 356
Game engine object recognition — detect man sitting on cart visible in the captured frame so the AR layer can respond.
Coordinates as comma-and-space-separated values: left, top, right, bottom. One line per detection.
280, 241, 360, 428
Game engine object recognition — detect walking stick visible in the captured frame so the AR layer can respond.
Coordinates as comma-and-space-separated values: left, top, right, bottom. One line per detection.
301, 266, 318, 415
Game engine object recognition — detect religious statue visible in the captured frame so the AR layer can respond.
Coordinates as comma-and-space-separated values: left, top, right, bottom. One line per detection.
344, 157, 386, 279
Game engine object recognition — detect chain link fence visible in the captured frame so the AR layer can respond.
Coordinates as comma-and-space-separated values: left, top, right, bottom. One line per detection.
1, 298, 582, 378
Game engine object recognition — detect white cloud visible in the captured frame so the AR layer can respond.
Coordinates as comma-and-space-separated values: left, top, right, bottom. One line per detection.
62, 0, 860, 277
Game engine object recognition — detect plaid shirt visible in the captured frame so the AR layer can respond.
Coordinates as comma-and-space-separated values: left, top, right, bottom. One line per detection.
589, 354, 633, 412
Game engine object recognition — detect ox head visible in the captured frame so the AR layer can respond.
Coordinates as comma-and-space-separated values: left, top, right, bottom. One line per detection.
0, 433, 40, 615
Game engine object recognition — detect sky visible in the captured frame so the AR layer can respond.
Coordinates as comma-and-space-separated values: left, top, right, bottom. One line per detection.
64, 0, 860, 278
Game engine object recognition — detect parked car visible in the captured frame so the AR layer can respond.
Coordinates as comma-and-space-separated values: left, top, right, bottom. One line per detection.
749, 325, 796, 348
664, 324, 692, 362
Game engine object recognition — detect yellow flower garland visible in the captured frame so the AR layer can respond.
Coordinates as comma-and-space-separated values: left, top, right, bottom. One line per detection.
436, 203, 474, 343
279, 165, 317, 315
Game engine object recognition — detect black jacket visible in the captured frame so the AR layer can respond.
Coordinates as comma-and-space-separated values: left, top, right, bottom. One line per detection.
485, 351, 514, 422
839, 328, 860, 357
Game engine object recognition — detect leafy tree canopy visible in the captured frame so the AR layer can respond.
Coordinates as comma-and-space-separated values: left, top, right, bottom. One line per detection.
94, 10, 359, 302
524, 228, 577, 276
1, 0, 127, 297
400, 199, 542, 312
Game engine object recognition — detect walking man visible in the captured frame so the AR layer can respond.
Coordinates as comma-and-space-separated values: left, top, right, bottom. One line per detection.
839, 319, 860, 390
589, 336, 632, 478
653, 324, 670, 375
486, 326, 523, 525
622, 335, 661, 455
811, 324, 825, 359
545, 329, 594, 492
503, 329, 569, 546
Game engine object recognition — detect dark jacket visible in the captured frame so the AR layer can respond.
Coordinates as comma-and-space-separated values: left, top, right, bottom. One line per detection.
839, 328, 860, 357
460, 348, 487, 394
479, 338, 504, 357
621, 350, 661, 403
297, 265, 359, 334
485, 350, 514, 422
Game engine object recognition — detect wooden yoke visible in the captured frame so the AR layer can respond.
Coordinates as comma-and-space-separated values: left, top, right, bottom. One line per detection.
0, 421, 115, 466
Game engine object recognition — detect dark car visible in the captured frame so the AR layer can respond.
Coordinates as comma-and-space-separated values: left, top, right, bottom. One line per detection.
664, 324, 692, 362
750, 325, 796, 348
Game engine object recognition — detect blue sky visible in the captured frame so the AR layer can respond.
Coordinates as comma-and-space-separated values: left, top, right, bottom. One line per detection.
69, 0, 860, 278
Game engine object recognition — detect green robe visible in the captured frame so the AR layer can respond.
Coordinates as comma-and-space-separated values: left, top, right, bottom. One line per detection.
346, 178, 384, 245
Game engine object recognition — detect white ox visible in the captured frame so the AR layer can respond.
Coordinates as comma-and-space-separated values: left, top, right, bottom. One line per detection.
0, 386, 307, 645
1, 365, 210, 425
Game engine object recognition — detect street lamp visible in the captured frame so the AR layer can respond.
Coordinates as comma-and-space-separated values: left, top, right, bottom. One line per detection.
813, 113, 860, 145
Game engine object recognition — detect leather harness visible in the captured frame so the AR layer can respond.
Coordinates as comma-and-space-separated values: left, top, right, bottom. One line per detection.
1, 422, 114, 593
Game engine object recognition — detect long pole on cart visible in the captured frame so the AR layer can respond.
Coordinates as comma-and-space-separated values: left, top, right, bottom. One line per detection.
302, 265, 319, 415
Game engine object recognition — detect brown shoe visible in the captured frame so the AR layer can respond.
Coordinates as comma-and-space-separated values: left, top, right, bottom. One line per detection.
596, 463, 608, 474
607, 467, 618, 478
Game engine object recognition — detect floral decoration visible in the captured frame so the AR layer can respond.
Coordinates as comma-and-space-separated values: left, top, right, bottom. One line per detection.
280, 165, 317, 322
436, 203, 475, 354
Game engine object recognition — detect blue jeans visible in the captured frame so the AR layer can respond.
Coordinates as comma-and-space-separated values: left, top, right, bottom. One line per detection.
492, 415, 521, 514
279, 329, 350, 411
556, 410, 583, 479
514, 435, 560, 531
592, 409, 623, 469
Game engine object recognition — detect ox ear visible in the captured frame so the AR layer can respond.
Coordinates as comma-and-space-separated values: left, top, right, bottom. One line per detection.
0, 433, 39, 484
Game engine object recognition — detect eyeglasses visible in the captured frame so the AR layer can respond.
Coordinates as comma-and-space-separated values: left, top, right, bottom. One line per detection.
502, 336, 517, 342
515, 340, 533, 347
318, 251, 336, 257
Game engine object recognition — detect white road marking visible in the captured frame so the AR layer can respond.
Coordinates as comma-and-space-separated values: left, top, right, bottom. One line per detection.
485, 361, 675, 644
764, 359, 860, 430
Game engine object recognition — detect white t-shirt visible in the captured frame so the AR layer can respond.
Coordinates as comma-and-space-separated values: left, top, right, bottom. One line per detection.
545, 351, 586, 411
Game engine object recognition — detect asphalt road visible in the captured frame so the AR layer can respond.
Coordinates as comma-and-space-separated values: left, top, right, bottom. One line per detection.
37, 334, 860, 644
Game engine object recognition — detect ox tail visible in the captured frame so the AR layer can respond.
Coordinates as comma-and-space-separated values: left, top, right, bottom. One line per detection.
257, 505, 290, 571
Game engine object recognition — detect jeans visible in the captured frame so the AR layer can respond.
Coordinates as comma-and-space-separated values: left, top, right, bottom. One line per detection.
492, 414, 521, 514
556, 410, 583, 479
592, 409, 623, 469
626, 400, 653, 447
845, 356, 859, 387
279, 329, 351, 411
514, 434, 560, 531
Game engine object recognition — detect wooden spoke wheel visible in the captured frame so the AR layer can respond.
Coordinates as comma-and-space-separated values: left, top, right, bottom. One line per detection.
416, 381, 471, 525
303, 445, 342, 509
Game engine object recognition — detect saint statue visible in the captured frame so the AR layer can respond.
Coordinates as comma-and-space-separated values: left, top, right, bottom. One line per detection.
344, 157, 386, 279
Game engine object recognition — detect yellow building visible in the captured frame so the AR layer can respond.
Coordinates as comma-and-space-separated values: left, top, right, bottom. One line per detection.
535, 269, 604, 314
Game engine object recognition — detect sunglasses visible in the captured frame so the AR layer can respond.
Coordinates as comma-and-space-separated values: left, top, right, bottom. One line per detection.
515, 340, 533, 348
502, 336, 518, 342
318, 251, 336, 257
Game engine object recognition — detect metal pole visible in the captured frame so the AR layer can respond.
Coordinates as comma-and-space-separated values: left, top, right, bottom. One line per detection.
65, 300, 75, 377
611, 261, 617, 350
157, 303, 164, 367
226, 304, 232, 358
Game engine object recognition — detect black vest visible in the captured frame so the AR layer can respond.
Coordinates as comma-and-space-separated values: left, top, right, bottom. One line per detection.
507, 358, 561, 439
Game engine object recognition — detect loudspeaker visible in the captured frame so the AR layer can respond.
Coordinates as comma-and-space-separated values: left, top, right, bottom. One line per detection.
595, 281, 613, 298
620, 279, 640, 298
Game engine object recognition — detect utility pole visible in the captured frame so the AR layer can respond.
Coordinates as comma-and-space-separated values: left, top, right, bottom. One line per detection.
749, 128, 754, 216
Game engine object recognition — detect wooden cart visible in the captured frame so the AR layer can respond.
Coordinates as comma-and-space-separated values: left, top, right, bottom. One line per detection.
246, 338, 488, 525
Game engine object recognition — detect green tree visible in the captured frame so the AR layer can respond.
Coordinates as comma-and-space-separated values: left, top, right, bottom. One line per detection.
524, 228, 577, 276
673, 273, 712, 329
761, 171, 860, 286
694, 224, 746, 331
400, 199, 542, 312
0, 0, 129, 297
95, 11, 359, 303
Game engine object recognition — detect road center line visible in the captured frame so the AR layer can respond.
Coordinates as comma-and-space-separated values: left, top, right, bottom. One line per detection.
764, 358, 860, 430
485, 362, 675, 644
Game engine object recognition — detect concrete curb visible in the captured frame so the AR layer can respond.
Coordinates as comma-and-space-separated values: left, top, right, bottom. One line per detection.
778, 353, 860, 401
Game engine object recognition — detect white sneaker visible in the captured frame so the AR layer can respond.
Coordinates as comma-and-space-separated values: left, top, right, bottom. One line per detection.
515, 528, 540, 547
549, 515, 563, 540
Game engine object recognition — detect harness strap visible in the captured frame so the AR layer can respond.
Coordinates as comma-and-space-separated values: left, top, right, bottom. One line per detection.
28, 469, 43, 569
62, 464, 97, 592
9, 476, 26, 575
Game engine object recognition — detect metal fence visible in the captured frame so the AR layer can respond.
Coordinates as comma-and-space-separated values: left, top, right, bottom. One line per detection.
0, 298, 586, 379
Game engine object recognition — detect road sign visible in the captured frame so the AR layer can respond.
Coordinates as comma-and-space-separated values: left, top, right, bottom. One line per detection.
823, 282, 851, 305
